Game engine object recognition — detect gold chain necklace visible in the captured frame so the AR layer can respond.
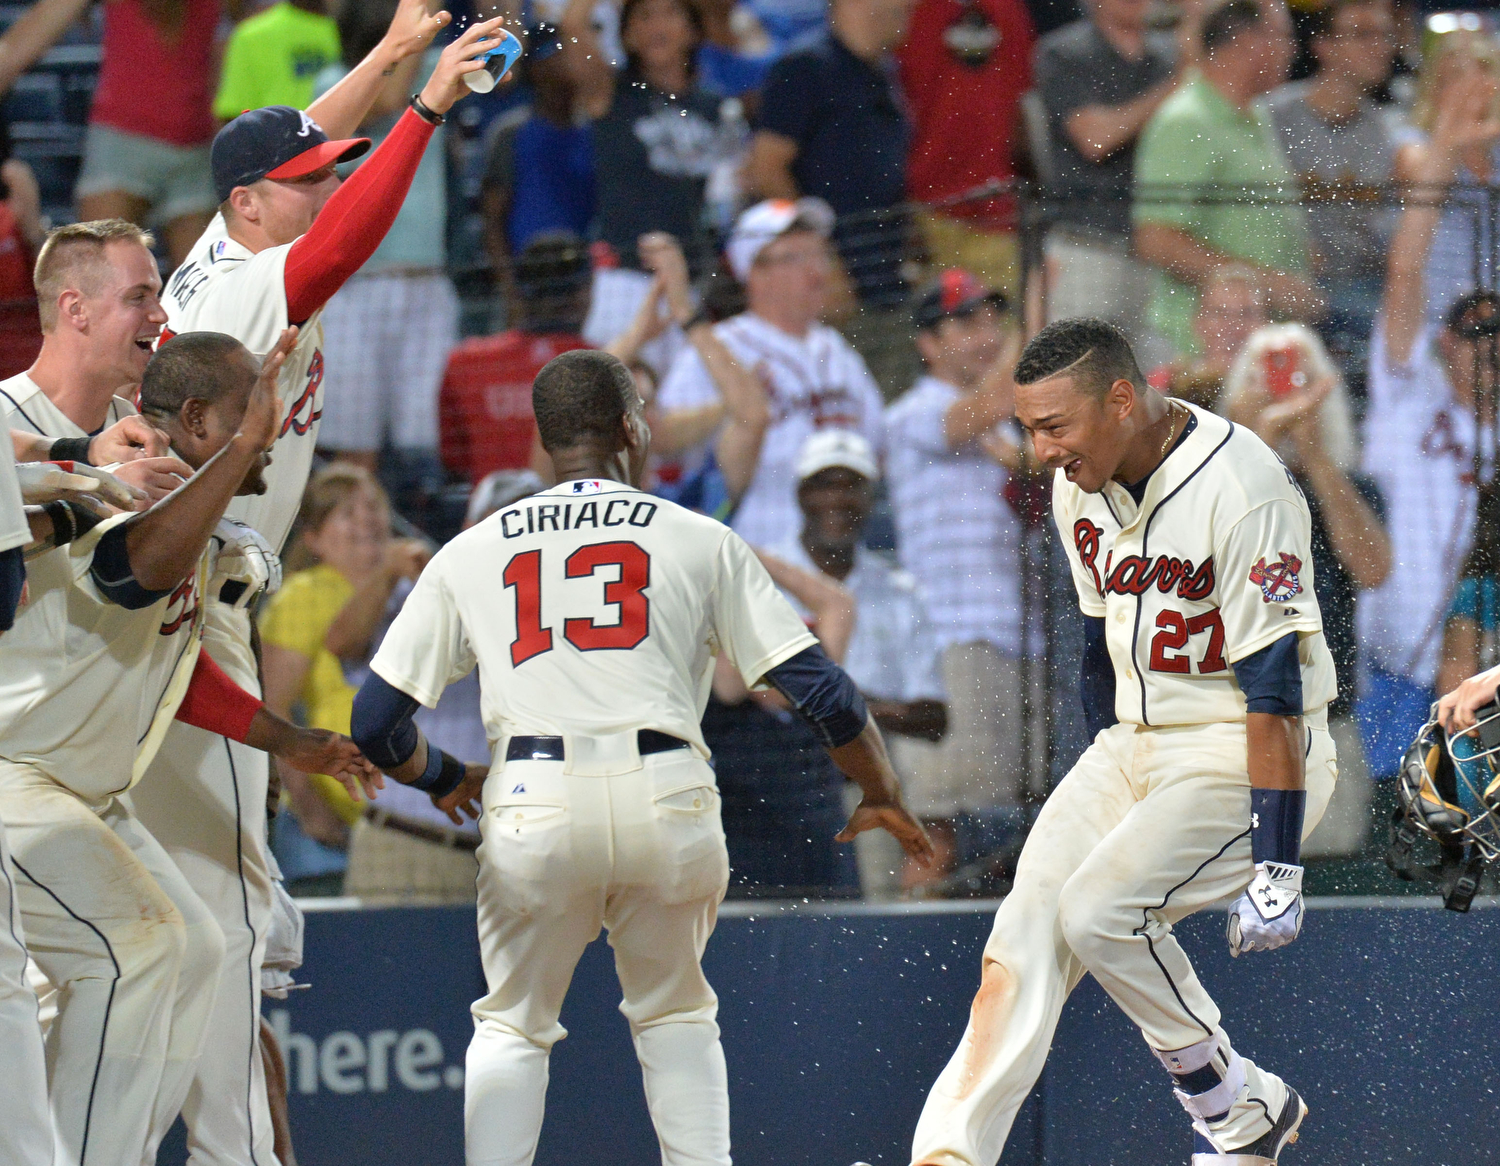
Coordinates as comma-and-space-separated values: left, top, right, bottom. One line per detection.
1155, 400, 1183, 467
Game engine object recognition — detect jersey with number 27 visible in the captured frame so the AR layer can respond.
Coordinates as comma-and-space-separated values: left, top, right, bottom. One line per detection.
1055, 402, 1337, 728
371, 479, 818, 759
161, 213, 325, 554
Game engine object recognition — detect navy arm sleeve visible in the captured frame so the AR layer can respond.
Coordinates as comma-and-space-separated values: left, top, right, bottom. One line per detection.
89, 523, 173, 610
351, 673, 422, 770
1080, 616, 1117, 738
1232, 632, 1303, 716
763, 644, 869, 749
0, 546, 24, 630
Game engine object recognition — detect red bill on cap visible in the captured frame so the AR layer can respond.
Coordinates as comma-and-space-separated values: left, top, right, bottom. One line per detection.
940, 268, 988, 314
265, 137, 371, 181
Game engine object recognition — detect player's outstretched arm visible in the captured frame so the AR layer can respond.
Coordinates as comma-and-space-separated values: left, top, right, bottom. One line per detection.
829, 717, 936, 866
305, 0, 451, 140
1227, 709, 1306, 957
760, 644, 934, 866
350, 672, 486, 822
173, 648, 383, 795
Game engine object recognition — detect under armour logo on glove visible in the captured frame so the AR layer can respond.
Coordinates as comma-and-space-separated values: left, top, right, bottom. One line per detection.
1227, 861, 1304, 957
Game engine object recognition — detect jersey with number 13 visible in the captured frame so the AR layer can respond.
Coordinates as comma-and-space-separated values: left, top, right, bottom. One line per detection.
1055, 403, 1338, 728
371, 479, 817, 756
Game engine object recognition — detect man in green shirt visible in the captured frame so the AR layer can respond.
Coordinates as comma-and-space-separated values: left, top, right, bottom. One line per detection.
1133, 0, 1323, 355
214, 0, 341, 118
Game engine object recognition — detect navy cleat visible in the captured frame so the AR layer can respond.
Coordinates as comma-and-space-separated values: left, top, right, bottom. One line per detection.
1191, 1087, 1307, 1165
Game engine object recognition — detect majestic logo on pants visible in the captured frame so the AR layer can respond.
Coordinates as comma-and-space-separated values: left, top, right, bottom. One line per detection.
1248, 553, 1303, 604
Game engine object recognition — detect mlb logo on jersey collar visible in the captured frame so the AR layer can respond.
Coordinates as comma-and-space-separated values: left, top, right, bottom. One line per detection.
569, 480, 607, 494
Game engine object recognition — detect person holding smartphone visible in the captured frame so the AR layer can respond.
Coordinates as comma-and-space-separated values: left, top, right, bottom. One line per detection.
1220, 322, 1391, 853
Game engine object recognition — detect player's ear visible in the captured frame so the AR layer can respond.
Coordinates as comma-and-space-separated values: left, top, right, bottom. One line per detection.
1105, 377, 1137, 420
57, 288, 85, 332
180, 396, 211, 439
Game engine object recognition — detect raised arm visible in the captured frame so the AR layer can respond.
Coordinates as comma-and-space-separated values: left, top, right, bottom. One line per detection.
0, 0, 90, 95
944, 329, 1022, 448
284, 18, 509, 322
305, 0, 451, 140
1384, 71, 1500, 367
1064, 75, 1182, 164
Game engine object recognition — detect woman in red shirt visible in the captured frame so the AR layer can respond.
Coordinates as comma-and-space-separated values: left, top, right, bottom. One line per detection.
0, 0, 228, 267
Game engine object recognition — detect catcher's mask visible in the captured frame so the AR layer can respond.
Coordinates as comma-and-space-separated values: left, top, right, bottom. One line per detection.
1388, 704, 1500, 911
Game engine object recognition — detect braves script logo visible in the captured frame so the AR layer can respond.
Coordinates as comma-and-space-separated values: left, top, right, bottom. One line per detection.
159, 574, 200, 636
1248, 552, 1303, 604
281, 348, 324, 437
1073, 519, 1216, 601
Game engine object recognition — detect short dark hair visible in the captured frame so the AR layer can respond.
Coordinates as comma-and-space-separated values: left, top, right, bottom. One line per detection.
1014, 318, 1145, 396
1202, 0, 1264, 51
532, 350, 638, 452
139, 332, 254, 420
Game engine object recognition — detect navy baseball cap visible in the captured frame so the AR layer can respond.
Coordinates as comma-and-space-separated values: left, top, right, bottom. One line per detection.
211, 106, 370, 203
913, 269, 1009, 331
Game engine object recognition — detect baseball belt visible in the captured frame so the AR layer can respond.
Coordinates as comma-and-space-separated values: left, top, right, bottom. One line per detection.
505, 730, 691, 762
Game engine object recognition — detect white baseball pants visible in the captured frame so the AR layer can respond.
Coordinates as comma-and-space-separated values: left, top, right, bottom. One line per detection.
465, 740, 731, 1166
911, 717, 1338, 1166
0, 817, 52, 1166
131, 723, 278, 1166
0, 760, 226, 1166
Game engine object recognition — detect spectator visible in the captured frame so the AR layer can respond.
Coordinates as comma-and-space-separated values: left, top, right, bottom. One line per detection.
1395, 23, 1500, 328
655, 198, 886, 550
1147, 263, 1268, 409
884, 269, 1029, 887
1221, 323, 1390, 856
1033, 0, 1190, 343
1266, 0, 1397, 395
0, 120, 43, 377
312, 0, 457, 515
441, 234, 595, 486
560, 0, 737, 370
0, 0, 225, 269
769, 429, 947, 894
747, 0, 915, 389
898, 0, 1035, 297
344, 470, 545, 901
1357, 68, 1493, 777
1134, 0, 1322, 358
480, 23, 595, 317
214, 0, 342, 119
260, 464, 431, 894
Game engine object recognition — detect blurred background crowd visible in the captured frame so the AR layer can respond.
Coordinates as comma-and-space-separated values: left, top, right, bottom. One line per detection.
5, 0, 1497, 902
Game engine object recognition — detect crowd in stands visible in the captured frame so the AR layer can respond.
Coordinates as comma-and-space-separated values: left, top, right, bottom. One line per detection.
2, 0, 1499, 902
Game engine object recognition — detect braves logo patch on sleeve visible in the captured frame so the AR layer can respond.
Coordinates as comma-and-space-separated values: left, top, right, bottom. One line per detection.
1249, 553, 1303, 604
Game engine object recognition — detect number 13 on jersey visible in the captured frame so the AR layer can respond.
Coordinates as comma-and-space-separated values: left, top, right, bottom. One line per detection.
504, 541, 652, 666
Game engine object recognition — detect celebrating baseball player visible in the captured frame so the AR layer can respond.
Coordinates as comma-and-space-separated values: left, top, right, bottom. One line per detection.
348, 349, 931, 1166
0, 329, 376, 1166
907, 319, 1339, 1166
134, 13, 512, 1162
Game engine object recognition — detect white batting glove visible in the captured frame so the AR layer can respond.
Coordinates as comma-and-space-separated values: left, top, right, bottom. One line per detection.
210, 518, 282, 608
14, 461, 142, 511
1227, 861, 1304, 957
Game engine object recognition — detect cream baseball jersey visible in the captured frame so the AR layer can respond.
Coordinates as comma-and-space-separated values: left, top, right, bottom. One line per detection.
372, 480, 818, 756
0, 515, 207, 799
0, 424, 28, 553
1054, 403, 1337, 727
162, 213, 325, 554
0, 372, 137, 439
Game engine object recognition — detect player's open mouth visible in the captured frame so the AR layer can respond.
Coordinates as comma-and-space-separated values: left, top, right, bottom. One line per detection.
1064, 458, 1083, 480
134, 338, 153, 352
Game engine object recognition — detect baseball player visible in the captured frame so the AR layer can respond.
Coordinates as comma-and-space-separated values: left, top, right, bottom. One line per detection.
906, 319, 1339, 1166
348, 350, 932, 1166
0, 330, 375, 1166
136, 19, 510, 1164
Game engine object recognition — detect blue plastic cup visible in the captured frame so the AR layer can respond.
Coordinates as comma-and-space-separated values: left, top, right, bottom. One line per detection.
464, 28, 524, 94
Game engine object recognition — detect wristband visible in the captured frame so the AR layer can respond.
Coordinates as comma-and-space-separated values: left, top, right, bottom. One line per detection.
40, 500, 99, 546
409, 94, 445, 125
1250, 788, 1306, 866
410, 745, 465, 799
49, 436, 93, 465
